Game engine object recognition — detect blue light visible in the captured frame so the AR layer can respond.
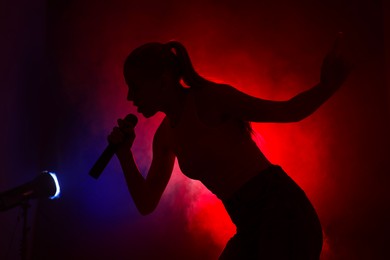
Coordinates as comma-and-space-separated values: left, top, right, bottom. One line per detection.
47, 172, 61, 199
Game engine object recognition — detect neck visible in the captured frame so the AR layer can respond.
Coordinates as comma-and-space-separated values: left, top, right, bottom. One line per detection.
164, 85, 188, 127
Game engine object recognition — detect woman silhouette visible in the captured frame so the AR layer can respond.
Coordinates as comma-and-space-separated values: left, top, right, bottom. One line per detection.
108, 34, 349, 259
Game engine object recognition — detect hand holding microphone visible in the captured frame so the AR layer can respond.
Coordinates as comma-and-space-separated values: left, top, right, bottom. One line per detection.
109, 114, 138, 149
89, 114, 138, 179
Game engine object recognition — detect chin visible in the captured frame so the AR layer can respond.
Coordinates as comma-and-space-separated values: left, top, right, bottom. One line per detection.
142, 110, 157, 118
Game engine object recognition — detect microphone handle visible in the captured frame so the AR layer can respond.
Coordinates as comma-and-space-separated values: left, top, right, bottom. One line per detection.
89, 114, 138, 180
89, 144, 117, 179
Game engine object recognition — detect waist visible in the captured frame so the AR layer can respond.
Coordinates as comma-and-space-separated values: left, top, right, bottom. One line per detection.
223, 165, 284, 207
222, 165, 305, 228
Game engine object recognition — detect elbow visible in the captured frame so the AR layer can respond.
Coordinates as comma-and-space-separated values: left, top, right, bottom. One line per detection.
289, 114, 306, 123
286, 108, 313, 122
136, 199, 158, 216
283, 99, 314, 122
139, 207, 154, 216
137, 205, 154, 216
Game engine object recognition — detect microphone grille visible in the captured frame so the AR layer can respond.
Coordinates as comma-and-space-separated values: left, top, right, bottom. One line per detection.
124, 114, 138, 126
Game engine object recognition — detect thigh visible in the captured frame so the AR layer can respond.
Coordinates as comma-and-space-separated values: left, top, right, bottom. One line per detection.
255, 200, 322, 260
219, 211, 294, 260
220, 203, 322, 260
220, 166, 322, 259
219, 232, 257, 260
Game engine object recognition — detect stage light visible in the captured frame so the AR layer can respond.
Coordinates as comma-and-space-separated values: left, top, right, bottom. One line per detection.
47, 172, 61, 199
0, 171, 61, 212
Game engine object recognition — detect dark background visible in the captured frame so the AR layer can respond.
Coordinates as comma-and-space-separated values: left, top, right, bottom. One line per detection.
1, 0, 389, 259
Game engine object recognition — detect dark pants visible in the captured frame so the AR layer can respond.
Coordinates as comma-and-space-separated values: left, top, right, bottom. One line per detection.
219, 165, 323, 260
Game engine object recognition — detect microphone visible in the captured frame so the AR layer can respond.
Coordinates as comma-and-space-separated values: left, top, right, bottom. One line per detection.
0, 171, 60, 212
89, 114, 138, 179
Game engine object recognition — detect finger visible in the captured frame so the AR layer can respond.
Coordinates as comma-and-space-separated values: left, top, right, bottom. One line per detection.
118, 117, 136, 128
117, 118, 124, 126
113, 127, 125, 137
118, 122, 134, 137
117, 118, 132, 131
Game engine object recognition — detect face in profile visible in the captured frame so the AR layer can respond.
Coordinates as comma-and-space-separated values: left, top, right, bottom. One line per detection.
125, 68, 166, 118
123, 43, 181, 118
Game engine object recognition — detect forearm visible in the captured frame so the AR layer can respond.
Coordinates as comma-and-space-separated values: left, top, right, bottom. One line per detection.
116, 150, 152, 215
288, 82, 340, 121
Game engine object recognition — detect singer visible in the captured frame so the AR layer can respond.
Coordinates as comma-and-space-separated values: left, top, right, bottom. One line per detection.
108, 35, 349, 259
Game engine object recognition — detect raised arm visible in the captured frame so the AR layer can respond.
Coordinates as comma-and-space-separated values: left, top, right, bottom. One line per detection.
215, 34, 349, 123
110, 117, 175, 215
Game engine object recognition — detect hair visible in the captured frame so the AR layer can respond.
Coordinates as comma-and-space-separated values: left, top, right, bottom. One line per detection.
124, 41, 253, 134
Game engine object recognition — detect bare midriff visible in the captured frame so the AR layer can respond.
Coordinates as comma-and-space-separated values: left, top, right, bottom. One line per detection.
165, 90, 271, 201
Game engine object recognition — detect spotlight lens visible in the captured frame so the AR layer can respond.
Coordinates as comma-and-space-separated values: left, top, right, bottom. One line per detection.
47, 172, 61, 199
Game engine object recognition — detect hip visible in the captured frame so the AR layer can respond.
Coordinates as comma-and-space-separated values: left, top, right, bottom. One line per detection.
222, 165, 322, 233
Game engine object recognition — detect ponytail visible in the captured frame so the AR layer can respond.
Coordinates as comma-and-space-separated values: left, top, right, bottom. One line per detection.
165, 41, 210, 88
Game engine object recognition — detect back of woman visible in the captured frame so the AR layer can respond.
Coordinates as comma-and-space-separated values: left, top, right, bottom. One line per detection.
164, 86, 271, 199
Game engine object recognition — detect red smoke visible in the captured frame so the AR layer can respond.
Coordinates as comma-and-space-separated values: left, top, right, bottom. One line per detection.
28, 0, 390, 259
